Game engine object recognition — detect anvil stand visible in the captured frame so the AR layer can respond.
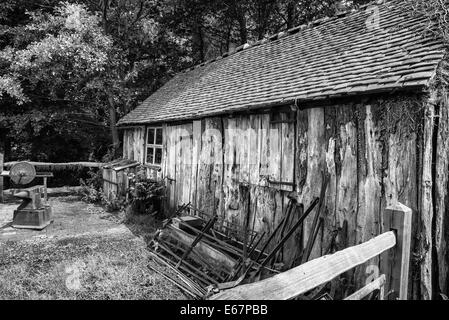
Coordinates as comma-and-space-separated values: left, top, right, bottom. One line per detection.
12, 185, 52, 230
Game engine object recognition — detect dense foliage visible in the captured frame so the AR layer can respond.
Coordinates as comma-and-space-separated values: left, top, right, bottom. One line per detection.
2, 0, 442, 166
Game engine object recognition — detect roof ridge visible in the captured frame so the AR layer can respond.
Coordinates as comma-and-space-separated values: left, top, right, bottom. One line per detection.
180, 0, 392, 74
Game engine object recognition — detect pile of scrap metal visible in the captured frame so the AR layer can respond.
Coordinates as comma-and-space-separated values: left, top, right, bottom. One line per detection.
148, 178, 328, 300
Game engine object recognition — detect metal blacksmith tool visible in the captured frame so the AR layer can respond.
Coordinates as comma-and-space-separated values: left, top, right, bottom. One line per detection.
8, 162, 53, 230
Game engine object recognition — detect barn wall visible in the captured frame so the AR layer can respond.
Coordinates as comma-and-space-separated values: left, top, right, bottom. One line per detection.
122, 93, 432, 296
434, 86, 449, 298
122, 126, 145, 163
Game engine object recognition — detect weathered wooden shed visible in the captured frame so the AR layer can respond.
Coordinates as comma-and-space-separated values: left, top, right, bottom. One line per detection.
118, 0, 449, 299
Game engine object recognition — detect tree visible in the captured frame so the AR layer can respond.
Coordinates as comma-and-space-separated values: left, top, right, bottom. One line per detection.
0, 0, 359, 164
0, 1, 190, 160
0, 2, 119, 158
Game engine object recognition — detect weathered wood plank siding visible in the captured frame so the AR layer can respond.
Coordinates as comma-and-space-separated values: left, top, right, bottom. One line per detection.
123, 127, 145, 163
122, 93, 448, 298
435, 88, 449, 297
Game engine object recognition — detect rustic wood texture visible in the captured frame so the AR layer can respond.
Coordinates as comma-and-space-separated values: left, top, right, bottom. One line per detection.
197, 118, 223, 217
298, 108, 326, 260
121, 94, 436, 298
344, 274, 386, 300
354, 104, 383, 289
164, 225, 236, 272
3, 161, 104, 168
435, 89, 449, 296
123, 127, 145, 163
189, 120, 202, 210
381, 202, 412, 300
419, 94, 436, 300
102, 167, 132, 201
210, 231, 396, 300
335, 104, 358, 250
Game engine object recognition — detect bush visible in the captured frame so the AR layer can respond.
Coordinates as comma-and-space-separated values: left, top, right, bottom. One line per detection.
126, 167, 165, 217
78, 166, 166, 216
79, 169, 104, 203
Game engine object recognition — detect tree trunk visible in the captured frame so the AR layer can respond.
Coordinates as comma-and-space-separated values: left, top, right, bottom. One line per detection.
101, 1, 120, 158
192, 20, 205, 63
0, 132, 5, 203
108, 96, 120, 158
234, 1, 248, 44
286, 1, 296, 29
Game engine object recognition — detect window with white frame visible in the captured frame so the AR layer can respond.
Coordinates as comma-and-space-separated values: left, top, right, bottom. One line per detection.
146, 127, 163, 166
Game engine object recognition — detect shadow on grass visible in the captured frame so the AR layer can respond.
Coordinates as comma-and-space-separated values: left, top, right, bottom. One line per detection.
0, 222, 13, 230
123, 212, 163, 244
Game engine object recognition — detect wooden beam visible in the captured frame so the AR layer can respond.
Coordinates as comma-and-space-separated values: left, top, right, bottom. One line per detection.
4, 186, 82, 195
210, 231, 396, 300
380, 202, 412, 300
344, 274, 386, 300
419, 95, 436, 300
3, 161, 104, 169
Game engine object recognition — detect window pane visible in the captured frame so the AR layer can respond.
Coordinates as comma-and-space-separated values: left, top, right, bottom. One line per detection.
148, 129, 155, 144
156, 128, 163, 145
146, 147, 154, 164
155, 148, 162, 165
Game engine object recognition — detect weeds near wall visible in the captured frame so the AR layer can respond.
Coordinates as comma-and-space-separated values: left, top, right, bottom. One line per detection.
78, 166, 166, 216
79, 169, 104, 203
79, 169, 124, 211
125, 167, 165, 217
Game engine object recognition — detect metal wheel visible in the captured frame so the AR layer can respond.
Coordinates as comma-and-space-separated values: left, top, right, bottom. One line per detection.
9, 162, 36, 185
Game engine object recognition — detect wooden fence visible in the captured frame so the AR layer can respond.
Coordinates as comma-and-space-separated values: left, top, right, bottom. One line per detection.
210, 202, 412, 300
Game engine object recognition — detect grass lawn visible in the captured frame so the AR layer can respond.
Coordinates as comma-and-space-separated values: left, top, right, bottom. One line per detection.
0, 196, 185, 300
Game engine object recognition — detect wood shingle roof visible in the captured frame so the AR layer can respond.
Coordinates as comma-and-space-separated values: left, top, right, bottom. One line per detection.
118, 0, 446, 125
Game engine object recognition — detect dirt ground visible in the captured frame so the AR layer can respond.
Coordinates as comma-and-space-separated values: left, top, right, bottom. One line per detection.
0, 195, 185, 300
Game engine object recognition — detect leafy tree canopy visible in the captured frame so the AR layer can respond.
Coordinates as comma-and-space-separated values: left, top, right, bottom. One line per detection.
6, 0, 431, 166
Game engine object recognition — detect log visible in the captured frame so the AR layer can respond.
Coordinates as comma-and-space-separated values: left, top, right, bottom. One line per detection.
419, 94, 436, 300
4, 186, 82, 195
210, 231, 396, 300
3, 161, 104, 169
435, 89, 449, 295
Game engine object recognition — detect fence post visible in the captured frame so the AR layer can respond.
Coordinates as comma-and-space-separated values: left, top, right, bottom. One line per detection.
381, 202, 412, 300
0, 147, 4, 203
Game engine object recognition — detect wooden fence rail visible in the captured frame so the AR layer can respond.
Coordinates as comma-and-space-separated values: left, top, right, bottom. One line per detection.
3, 161, 104, 169
210, 202, 412, 300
